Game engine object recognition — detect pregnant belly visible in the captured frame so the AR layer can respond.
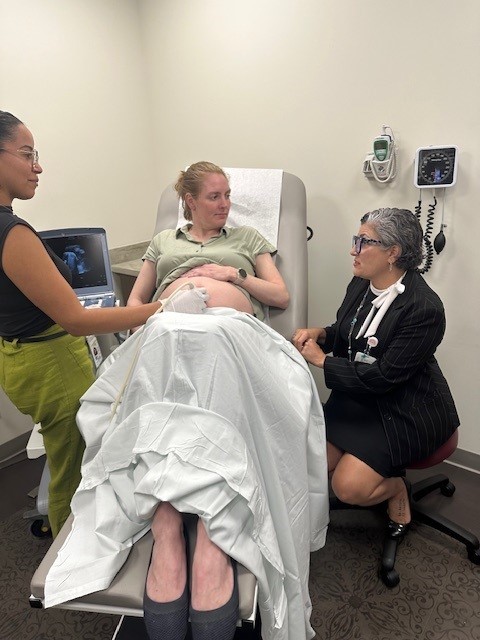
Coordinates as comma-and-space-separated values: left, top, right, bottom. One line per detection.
161, 277, 254, 313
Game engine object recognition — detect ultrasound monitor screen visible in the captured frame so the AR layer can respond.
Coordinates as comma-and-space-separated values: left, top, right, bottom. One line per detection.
40, 228, 113, 295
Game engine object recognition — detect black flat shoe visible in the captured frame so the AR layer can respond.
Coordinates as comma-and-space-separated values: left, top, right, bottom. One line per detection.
386, 477, 412, 540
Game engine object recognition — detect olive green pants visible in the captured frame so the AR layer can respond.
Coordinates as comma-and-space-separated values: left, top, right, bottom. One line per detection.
0, 324, 95, 537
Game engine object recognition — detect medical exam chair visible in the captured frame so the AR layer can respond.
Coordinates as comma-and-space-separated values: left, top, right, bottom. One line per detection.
29, 170, 309, 638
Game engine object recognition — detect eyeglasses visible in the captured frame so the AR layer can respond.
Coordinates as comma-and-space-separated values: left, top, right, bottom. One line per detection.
352, 235, 384, 254
0, 148, 40, 167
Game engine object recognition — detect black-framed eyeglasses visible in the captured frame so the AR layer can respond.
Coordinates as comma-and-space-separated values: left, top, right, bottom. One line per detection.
352, 235, 384, 254
0, 148, 40, 167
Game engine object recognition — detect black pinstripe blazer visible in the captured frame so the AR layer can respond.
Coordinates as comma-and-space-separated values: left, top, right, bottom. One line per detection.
322, 270, 459, 468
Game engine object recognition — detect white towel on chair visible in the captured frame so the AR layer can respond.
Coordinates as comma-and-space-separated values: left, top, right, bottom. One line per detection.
177, 167, 283, 247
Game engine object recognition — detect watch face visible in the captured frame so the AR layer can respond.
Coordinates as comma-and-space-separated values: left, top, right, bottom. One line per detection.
238, 268, 247, 279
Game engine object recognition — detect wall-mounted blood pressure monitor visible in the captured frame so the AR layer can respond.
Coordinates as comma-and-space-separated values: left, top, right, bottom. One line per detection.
414, 146, 458, 188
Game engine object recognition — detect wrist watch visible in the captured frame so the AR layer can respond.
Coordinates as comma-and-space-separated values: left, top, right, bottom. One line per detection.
235, 268, 247, 284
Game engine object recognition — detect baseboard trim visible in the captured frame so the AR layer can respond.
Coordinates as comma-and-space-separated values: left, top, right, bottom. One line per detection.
0, 433, 29, 470
446, 448, 480, 474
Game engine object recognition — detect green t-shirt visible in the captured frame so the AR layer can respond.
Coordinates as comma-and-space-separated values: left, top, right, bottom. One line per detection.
143, 225, 276, 320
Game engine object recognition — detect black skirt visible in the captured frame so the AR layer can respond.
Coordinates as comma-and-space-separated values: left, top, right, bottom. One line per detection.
324, 390, 405, 477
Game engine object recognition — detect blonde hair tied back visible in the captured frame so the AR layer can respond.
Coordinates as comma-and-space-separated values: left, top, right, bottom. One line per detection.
174, 161, 228, 221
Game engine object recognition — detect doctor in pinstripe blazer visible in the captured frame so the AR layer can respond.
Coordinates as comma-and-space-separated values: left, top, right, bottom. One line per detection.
293, 208, 459, 539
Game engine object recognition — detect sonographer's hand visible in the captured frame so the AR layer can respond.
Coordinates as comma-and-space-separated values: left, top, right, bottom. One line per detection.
159, 286, 210, 314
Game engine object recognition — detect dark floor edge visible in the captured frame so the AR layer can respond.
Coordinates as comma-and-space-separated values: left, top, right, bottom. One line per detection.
0, 436, 29, 470
446, 447, 480, 474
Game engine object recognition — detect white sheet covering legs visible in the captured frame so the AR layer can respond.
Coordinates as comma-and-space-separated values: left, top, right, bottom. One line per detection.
44, 309, 329, 640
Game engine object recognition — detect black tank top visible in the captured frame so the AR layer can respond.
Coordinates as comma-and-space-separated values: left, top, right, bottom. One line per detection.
0, 205, 72, 338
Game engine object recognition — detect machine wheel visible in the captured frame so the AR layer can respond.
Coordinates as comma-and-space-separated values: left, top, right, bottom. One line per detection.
468, 547, 480, 565
441, 482, 455, 497
30, 519, 52, 538
380, 568, 400, 588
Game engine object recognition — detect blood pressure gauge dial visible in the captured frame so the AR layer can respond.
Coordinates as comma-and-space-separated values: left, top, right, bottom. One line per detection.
414, 146, 458, 188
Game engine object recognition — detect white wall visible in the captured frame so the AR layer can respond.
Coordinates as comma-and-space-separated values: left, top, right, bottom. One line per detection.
1, 0, 479, 455
138, 0, 480, 456
0, 0, 158, 247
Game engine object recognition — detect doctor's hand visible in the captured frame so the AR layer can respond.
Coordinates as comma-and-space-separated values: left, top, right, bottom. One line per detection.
180, 264, 234, 282
159, 286, 210, 314
298, 339, 326, 369
292, 326, 325, 350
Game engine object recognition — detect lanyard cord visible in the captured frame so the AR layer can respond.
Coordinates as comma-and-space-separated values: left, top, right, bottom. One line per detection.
347, 288, 370, 362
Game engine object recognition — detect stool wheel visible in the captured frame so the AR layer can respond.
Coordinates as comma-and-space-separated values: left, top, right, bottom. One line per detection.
440, 481, 455, 497
468, 547, 480, 565
380, 568, 399, 588
31, 519, 52, 538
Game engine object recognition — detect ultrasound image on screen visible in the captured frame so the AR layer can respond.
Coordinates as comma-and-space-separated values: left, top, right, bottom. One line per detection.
45, 234, 108, 290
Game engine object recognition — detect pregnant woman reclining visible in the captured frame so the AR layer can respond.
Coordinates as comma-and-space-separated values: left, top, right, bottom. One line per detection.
126, 161, 289, 640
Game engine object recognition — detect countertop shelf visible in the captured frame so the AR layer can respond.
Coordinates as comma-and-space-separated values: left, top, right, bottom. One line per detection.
111, 259, 143, 277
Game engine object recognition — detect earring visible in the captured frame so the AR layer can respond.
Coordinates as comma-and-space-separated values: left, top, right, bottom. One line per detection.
388, 261, 393, 272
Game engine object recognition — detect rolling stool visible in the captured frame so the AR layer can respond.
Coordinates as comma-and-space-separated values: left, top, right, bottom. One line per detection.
330, 430, 480, 587
380, 430, 480, 586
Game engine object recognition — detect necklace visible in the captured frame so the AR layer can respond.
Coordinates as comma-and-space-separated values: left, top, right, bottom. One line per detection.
347, 288, 369, 362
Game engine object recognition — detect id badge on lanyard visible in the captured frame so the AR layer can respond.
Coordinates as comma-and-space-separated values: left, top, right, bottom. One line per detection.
354, 351, 377, 364
354, 336, 378, 364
